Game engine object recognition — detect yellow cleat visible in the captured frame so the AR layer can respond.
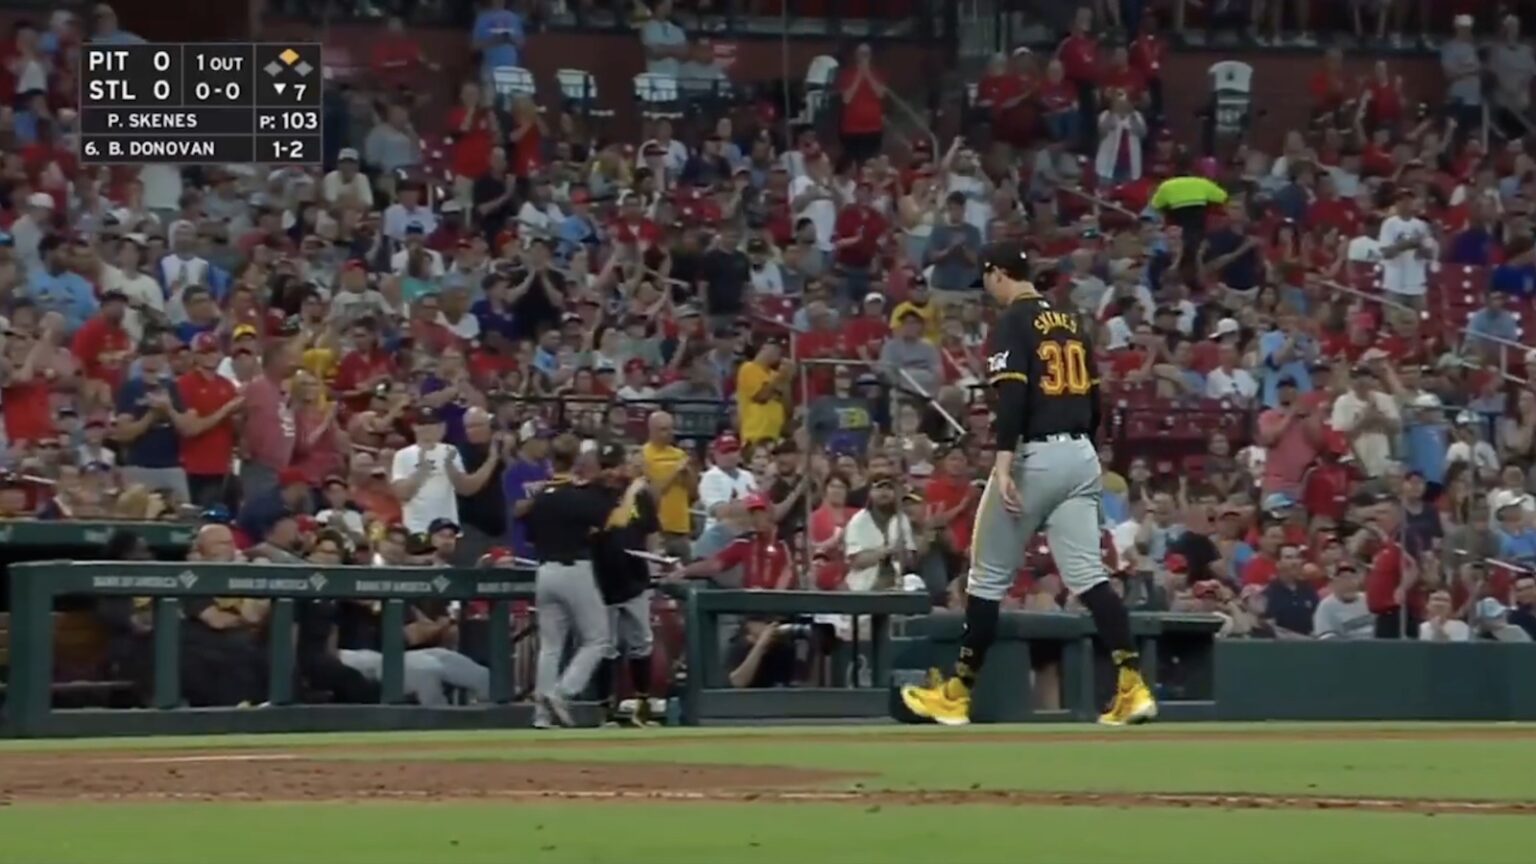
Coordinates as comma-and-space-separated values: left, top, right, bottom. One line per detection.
1097, 668, 1158, 726
901, 670, 972, 726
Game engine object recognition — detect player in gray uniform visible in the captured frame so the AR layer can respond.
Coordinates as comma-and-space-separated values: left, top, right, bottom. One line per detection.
523, 434, 613, 728
901, 238, 1157, 727
592, 443, 662, 726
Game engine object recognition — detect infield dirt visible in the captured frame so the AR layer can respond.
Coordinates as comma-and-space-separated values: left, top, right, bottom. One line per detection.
2, 729, 1534, 815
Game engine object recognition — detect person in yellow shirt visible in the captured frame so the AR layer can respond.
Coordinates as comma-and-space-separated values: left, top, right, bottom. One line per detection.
641, 410, 695, 557
888, 277, 942, 343
736, 340, 792, 444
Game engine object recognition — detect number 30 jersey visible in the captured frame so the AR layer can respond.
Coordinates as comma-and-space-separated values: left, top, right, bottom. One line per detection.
984, 295, 1099, 443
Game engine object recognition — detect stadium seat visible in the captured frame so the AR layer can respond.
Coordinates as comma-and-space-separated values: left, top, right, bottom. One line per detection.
1208, 60, 1255, 140
801, 54, 840, 123
490, 66, 538, 106
557, 68, 614, 118
633, 73, 683, 120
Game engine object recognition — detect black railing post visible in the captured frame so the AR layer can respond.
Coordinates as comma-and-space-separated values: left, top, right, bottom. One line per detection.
381, 599, 406, 703
151, 598, 181, 709
488, 599, 512, 703
267, 598, 296, 705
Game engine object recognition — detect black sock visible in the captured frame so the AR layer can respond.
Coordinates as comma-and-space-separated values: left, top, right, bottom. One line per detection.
628, 656, 652, 698
955, 596, 1000, 689
1079, 581, 1139, 670
594, 658, 616, 706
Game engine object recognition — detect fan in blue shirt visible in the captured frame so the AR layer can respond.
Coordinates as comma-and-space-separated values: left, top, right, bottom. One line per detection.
24, 236, 98, 334
473, 1, 526, 73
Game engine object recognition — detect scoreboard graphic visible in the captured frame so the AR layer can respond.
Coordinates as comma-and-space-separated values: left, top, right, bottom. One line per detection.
80, 43, 322, 165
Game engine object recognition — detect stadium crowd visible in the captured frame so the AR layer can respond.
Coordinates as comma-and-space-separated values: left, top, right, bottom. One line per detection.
5, 1, 1536, 709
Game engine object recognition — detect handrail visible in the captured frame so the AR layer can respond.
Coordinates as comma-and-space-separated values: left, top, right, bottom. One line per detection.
1059, 184, 1140, 221
1317, 277, 1530, 386
886, 89, 941, 164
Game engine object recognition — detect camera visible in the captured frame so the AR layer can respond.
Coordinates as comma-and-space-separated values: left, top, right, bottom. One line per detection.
777, 617, 819, 640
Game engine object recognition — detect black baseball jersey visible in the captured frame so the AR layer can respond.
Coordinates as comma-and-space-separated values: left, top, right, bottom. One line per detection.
523, 476, 612, 563
592, 483, 662, 605
985, 295, 1100, 446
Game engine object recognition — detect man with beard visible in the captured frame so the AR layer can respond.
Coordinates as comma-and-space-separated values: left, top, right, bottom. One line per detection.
841, 475, 920, 592
766, 438, 811, 540
591, 443, 662, 725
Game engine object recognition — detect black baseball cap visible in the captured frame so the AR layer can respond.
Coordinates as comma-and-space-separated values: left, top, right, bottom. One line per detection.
405, 532, 435, 555
980, 238, 1032, 281
598, 442, 628, 469
428, 517, 461, 536
414, 406, 443, 425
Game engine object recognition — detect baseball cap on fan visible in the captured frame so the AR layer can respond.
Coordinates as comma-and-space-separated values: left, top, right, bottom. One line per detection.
979, 238, 1032, 281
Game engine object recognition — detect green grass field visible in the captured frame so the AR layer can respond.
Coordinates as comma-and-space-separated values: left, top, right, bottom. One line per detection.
1, 723, 1532, 864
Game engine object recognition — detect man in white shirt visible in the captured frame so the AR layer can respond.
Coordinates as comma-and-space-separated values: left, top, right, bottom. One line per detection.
390, 225, 446, 278
159, 220, 212, 323
747, 238, 785, 294
323, 148, 374, 208
1329, 364, 1401, 478
1418, 590, 1471, 642
382, 182, 438, 243
517, 178, 567, 246
788, 153, 840, 252
1377, 190, 1437, 308
842, 478, 918, 592
1205, 343, 1259, 402
390, 406, 502, 532
697, 433, 758, 532
1447, 410, 1500, 476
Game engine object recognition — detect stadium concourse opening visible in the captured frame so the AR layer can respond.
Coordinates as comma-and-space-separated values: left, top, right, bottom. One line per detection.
4, 0, 1536, 744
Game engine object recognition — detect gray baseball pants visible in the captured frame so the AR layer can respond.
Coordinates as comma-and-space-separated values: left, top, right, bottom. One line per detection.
966, 435, 1108, 601
534, 561, 612, 703
338, 648, 490, 706
605, 590, 655, 660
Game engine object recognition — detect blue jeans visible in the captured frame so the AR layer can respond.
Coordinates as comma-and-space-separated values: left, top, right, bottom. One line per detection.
1046, 111, 1080, 145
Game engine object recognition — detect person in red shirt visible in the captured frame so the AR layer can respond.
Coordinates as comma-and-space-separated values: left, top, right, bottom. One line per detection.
177, 332, 244, 508
1305, 174, 1361, 236
1308, 47, 1350, 121
833, 180, 888, 280
975, 52, 1025, 123
446, 80, 500, 198
1300, 432, 1355, 522
1039, 58, 1081, 144
1361, 491, 1416, 638
1361, 61, 1406, 132
506, 95, 545, 180
1241, 523, 1286, 587
611, 194, 661, 252
0, 324, 57, 446
793, 305, 845, 398
1056, 6, 1099, 88
333, 317, 398, 417
70, 289, 132, 412
975, 50, 1037, 148
836, 43, 887, 164
674, 495, 792, 590
369, 15, 435, 91
844, 292, 892, 363
1099, 45, 1147, 113
925, 446, 980, 570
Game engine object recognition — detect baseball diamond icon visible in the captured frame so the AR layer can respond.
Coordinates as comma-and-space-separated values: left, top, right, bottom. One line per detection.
265, 49, 314, 79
